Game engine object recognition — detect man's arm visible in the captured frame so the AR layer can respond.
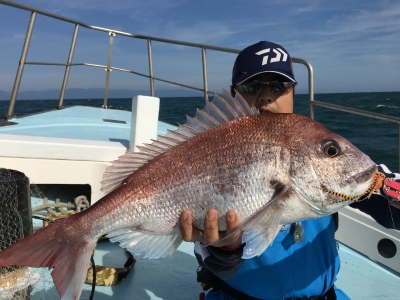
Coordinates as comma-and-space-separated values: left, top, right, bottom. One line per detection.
194, 241, 245, 280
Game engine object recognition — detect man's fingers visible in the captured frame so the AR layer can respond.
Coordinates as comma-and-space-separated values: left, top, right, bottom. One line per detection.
223, 210, 243, 248
203, 209, 219, 244
179, 210, 193, 242
226, 210, 240, 234
179, 210, 203, 242
179, 209, 243, 247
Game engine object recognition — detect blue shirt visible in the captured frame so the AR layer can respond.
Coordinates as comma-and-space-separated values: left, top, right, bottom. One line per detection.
197, 215, 342, 299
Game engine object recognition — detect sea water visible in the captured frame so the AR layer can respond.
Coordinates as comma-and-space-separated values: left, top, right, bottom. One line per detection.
0, 91, 399, 172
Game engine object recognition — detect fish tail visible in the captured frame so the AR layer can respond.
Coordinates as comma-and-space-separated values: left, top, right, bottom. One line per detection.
0, 214, 97, 300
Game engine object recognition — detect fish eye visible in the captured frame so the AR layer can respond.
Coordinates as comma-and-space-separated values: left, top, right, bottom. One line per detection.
323, 141, 340, 157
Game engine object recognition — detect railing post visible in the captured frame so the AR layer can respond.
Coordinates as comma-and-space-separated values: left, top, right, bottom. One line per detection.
147, 39, 155, 97
5, 11, 36, 120
103, 31, 115, 109
305, 61, 315, 119
291, 58, 315, 119
58, 24, 80, 110
201, 47, 209, 103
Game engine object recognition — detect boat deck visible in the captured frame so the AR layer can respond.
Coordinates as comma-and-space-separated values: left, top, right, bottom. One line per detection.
0, 106, 176, 144
29, 240, 400, 299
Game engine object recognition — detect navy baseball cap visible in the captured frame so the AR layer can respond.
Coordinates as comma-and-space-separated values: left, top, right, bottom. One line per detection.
232, 41, 296, 85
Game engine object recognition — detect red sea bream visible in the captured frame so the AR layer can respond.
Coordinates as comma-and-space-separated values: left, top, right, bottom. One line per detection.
0, 90, 379, 299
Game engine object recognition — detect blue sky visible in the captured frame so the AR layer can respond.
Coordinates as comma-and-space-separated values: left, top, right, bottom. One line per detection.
1, 0, 400, 95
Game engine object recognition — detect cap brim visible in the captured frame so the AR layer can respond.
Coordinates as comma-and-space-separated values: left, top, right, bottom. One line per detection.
235, 70, 296, 85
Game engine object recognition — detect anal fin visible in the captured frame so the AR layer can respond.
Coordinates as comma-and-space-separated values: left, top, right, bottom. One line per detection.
107, 228, 183, 259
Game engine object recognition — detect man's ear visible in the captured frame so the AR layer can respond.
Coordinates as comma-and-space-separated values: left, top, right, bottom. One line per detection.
230, 85, 236, 97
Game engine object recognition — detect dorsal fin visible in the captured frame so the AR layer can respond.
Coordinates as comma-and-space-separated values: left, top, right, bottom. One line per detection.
100, 89, 259, 193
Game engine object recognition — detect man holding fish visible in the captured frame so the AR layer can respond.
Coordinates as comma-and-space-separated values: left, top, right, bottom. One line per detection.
179, 41, 400, 300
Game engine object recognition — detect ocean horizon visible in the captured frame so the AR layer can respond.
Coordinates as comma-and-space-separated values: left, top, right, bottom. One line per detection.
1, 91, 399, 172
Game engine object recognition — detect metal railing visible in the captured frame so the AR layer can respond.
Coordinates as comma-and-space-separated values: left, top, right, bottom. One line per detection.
1, 0, 399, 170
1, 1, 314, 114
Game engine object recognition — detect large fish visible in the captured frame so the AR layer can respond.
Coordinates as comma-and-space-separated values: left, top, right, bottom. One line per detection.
0, 90, 380, 299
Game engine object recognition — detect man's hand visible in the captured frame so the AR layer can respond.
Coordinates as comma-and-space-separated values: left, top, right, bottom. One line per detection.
179, 209, 243, 248
378, 165, 400, 209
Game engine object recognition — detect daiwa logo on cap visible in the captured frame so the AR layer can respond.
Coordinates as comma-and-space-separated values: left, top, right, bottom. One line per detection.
231, 41, 296, 84
255, 48, 288, 65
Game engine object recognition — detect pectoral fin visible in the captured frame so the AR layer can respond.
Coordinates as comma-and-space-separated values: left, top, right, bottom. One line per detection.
240, 181, 291, 258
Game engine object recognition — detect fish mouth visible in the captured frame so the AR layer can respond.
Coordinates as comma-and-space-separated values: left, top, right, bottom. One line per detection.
322, 165, 382, 204
351, 165, 377, 184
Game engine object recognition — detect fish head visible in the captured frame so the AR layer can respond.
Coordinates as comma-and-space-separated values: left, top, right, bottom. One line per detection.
285, 114, 378, 216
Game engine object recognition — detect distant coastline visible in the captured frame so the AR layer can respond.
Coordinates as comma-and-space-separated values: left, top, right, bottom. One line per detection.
2, 88, 399, 101
0, 88, 205, 101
